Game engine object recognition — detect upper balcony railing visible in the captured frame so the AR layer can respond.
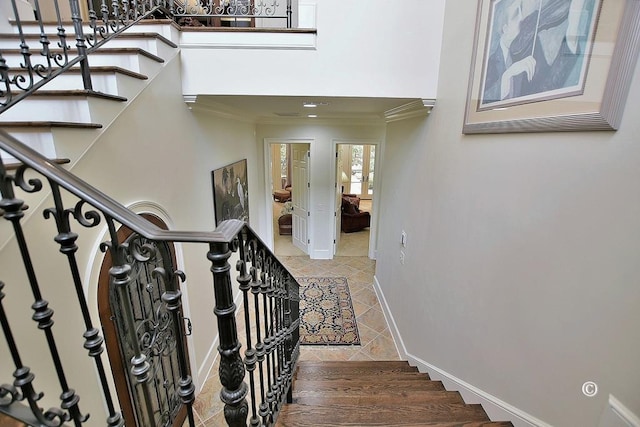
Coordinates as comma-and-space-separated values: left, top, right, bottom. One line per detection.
172, 0, 292, 28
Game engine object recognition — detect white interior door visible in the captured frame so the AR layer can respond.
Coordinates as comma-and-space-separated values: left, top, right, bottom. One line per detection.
334, 149, 343, 254
292, 145, 309, 253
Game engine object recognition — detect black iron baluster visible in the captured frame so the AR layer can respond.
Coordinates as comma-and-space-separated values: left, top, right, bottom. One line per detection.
51, 0, 71, 68
283, 273, 295, 404
236, 233, 260, 427
10, 0, 36, 92
43, 182, 123, 426
247, 240, 268, 425
100, 0, 110, 26
69, 0, 93, 90
160, 271, 196, 427
0, 54, 13, 107
208, 240, 248, 426
259, 250, 274, 423
274, 264, 286, 407
0, 164, 85, 425
0, 283, 62, 427
30, 0, 55, 79
273, 267, 285, 406
265, 258, 277, 420
101, 217, 156, 425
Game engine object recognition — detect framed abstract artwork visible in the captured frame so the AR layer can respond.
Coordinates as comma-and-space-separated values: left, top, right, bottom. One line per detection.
463, 0, 640, 134
212, 159, 249, 226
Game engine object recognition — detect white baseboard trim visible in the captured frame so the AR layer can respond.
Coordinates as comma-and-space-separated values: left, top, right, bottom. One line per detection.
197, 334, 219, 393
373, 275, 552, 427
608, 395, 640, 427
372, 275, 407, 360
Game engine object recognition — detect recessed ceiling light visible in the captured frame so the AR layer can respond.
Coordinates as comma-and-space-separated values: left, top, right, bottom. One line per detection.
303, 102, 318, 108
307, 114, 317, 118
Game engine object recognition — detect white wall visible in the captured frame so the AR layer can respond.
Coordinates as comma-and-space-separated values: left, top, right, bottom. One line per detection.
180, 0, 445, 100
255, 122, 385, 259
375, 1, 640, 426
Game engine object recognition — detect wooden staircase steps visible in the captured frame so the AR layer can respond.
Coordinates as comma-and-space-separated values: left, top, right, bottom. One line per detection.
276, 361, 513, 427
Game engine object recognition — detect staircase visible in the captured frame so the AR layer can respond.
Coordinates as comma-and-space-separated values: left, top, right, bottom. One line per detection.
0, 19, 179, 170
1, 7, 516, 427
277, 361, 513, 427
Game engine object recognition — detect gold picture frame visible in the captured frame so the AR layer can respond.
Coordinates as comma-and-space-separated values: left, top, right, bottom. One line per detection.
463, 0, 640, 134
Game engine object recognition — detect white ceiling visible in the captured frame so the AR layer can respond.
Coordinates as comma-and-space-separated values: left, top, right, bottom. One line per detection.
187, 95, 432, 123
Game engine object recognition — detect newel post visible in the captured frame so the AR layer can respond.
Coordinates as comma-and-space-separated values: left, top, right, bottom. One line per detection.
208, 241, 248, 427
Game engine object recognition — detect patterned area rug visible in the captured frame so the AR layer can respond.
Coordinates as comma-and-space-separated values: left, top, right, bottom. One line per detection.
298, 277, 360, 345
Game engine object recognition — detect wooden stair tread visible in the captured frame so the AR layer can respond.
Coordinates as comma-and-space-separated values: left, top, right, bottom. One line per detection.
277, 402, 490, 424
17, 89, 127, 102
6, 66, 148, 80
0, 121, 102, 129
0, 47, 164, 62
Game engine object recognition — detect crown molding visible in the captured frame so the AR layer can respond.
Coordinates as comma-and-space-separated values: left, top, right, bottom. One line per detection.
183, 95, 256, 123
384, 99, 435, 123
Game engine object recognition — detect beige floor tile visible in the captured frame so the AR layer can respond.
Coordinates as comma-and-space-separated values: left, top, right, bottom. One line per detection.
363, 333, 399, 360
351, 299, 370, 318
357, 306, 388, 333
355, 323, 380, 348
352, 287, 379, 307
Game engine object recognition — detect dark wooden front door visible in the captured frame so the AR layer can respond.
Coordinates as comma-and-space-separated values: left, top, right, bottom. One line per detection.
98, 214, 187, 427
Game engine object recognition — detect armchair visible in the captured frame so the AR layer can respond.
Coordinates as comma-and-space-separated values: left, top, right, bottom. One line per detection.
341, 194, 371, 233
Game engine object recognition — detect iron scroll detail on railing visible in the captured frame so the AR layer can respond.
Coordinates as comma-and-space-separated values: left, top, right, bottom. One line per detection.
0, 129, 301, 426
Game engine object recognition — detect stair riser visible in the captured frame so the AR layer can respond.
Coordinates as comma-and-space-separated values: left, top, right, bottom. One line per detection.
0, 131, 56, 162
0, 127, 100, 161
1, 52, 160, 77
0, 96, 122, 124
4, 71, 122, 93
0, 37, 169, 54
101, 38, 176, 58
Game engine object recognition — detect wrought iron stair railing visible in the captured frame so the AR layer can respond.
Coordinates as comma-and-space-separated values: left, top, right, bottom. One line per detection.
0, 127, 300, 425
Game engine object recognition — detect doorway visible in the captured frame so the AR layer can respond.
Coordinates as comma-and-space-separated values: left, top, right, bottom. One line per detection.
98, 214, 188, 427
269, 142, 310, 256
335, 143, 376, 257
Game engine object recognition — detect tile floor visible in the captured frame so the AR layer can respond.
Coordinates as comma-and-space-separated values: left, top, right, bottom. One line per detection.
190, 256, 400, 426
